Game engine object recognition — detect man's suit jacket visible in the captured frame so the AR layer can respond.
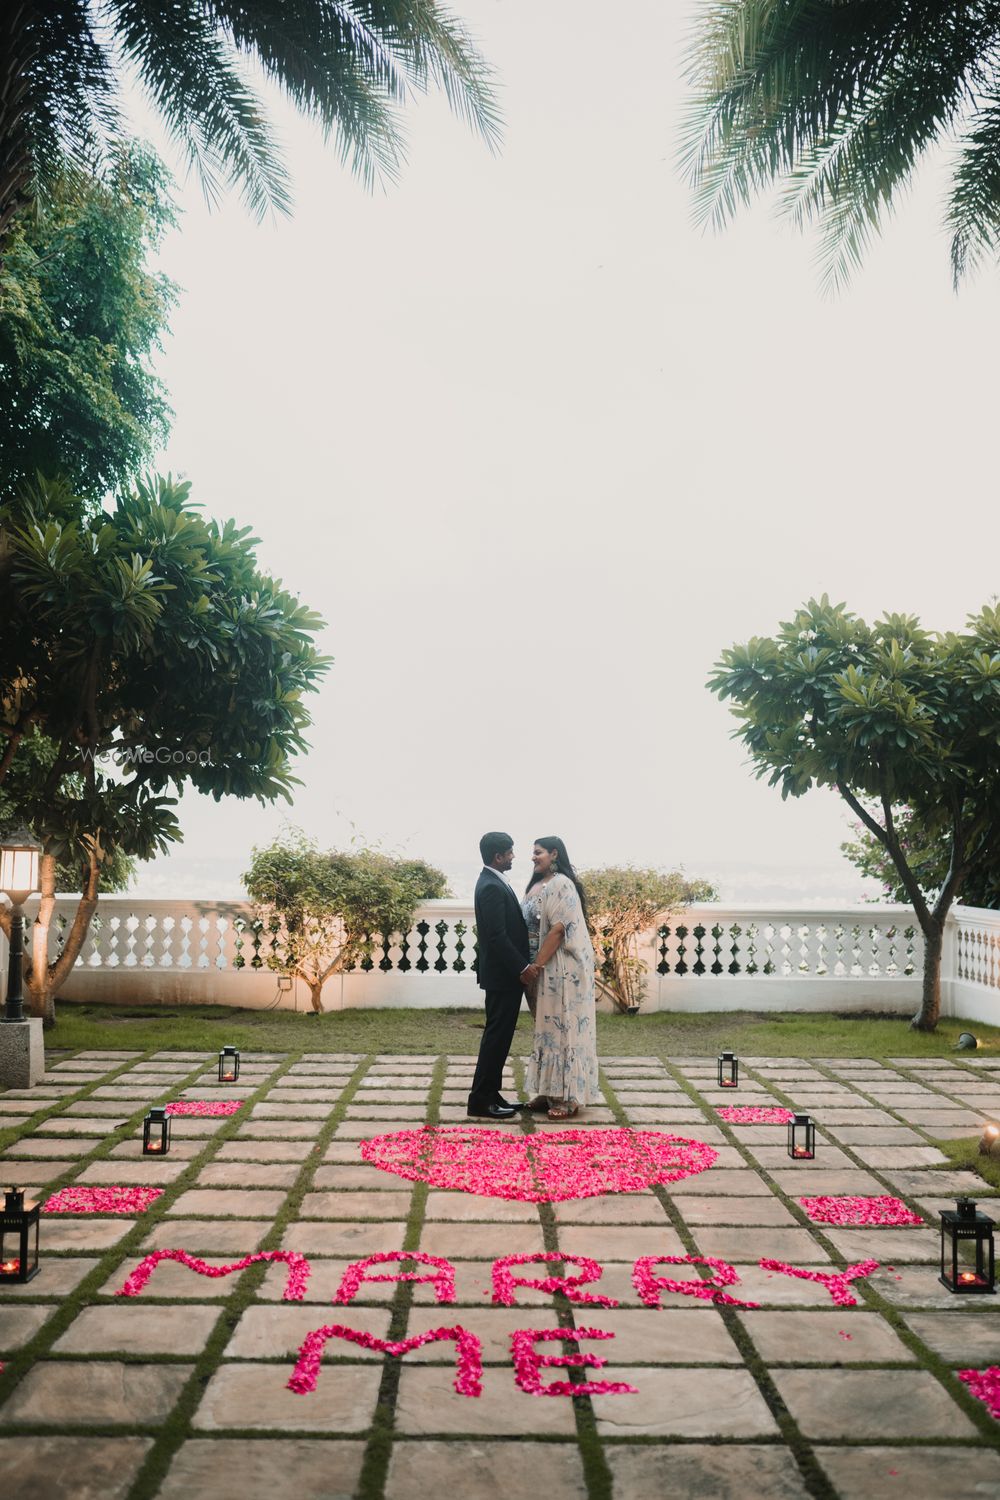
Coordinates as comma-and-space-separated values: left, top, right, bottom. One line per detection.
474, 869, 530, 991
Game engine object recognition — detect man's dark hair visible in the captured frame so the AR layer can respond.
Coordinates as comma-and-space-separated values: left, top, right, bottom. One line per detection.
480, 831, 514, 865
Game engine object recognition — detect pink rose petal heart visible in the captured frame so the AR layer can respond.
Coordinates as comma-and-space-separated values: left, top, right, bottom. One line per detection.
360, 1125, 717, 1203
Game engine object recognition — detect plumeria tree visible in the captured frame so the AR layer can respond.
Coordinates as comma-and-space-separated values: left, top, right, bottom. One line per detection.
244, 832, 449, 1012
581, 866, 717, 1012
709, 597, 1000, 1031
0, 474, 328, 1023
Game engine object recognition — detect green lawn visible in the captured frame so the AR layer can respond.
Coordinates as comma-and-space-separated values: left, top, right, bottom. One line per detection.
40, 1000, 1000, 1060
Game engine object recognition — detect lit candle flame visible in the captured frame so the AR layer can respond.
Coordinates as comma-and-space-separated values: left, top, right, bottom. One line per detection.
1, 1259, 20, 1274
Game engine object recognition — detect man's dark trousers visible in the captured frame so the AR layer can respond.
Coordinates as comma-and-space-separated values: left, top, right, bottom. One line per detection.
468, 869, 530, 1112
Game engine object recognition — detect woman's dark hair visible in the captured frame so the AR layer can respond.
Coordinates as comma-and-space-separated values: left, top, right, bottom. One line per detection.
526, 835, 588, 921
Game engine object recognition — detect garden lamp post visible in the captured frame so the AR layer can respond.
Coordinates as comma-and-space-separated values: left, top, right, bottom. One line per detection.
1, 828, 41, 1024
0, 828, 45, 1088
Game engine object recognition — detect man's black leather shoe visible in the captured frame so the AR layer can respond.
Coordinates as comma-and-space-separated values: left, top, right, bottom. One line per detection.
496, 1096, 527, 1112
467, 1102, 519, 1120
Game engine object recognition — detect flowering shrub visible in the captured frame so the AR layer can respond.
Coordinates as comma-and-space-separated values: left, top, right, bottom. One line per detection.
361, 1125, 717, 1202
799, 1196, 923, 1227
43, 1186, 162, 1214
287, 1323, 482, 1396
114, 1248, 310, 1299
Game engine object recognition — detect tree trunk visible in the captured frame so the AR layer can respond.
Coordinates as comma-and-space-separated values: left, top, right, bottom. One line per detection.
25, 850, 99, 1027
0, 6, 38, 254
307, 979, 326, 1013
911, 920, 944, 1032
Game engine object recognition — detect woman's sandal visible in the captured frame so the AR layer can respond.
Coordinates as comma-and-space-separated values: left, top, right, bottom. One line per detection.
526, 1096, 550, 1112
547, 1102, 579, 1120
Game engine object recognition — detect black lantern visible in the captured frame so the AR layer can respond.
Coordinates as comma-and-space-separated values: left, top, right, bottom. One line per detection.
940, 1197, 995, 1294
0, 1186, 40, 1282
218, 1046, 240, 1083
787, 1113, 816, 1159
717, 1050, 739, 1088
142, 1105, 171, 1156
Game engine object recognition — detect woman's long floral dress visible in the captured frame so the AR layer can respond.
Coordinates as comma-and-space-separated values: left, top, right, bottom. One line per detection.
522, 873, 600, 1108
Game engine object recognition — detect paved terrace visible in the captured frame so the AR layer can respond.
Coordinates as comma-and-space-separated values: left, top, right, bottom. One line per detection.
1, 1049, 1000, 1499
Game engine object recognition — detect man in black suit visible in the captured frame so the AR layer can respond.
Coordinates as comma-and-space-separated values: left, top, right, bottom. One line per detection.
468, 831, 531, 1120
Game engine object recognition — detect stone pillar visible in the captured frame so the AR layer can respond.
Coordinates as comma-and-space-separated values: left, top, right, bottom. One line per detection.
0, 1018, 45, 1088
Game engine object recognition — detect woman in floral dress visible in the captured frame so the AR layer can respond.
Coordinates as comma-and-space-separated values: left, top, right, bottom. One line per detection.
521, 836, 600, 1119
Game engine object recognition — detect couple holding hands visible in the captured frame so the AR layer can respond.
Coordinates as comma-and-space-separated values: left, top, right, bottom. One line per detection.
467, 831, 600, 1121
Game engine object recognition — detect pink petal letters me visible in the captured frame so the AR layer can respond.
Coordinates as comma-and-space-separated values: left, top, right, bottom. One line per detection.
510, 1328, 637, 1396
287, 1323, 483, 1396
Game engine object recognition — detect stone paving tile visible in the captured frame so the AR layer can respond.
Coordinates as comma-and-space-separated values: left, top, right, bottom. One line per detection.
324, 1141, 368, 1163
75, 1160, 188, 1185
556, 1225, 687, 1261
606, 1444, 810, 1499
251, 1101, 334, 1120
618, 1107, 708, 1124
264, 1088, 342, 1103
0, 1303, 53, 1348
851, 1145, 949, 1168
669, 1168, 770, 1195
823, 1126, 925, 1145
162, 1439, 367, 1499
585, 1307, 744, 1364
108, 1138, 203, 1160
590, 1365, 778, 1437
283, 1221, 410, 1256
690, 1227, 831, 1263
672, 1193, 796, 1226
424, 1191, 540, 1222
36, 1116, 123, 1134
236, 1121, 325, 1139
41, 1217, 137, 1251
866, 1263, 989, 1308
385, 1440, 587, 1500
768, 1169, 886, 1196
213, 1139, 314, 1162
0, 1436, 153, 1500
746, 1145, 859, 1171
0, 1160, 75, 1183
300, 1189, 412, 1219
192, 1361, 382, 1432
901, 1111, 987, 1130
798, 1108, 900, 1126
771, 1368, 975, 1438
193, 1162, 302, 1189
53, 1303, 219, 1355
0, 1257, 99, 1299
881, 1168, 992, 1198
738, 1309, 917, 1363
815, 1446, 1000, 1500
335, 1120, 425, 1139
313, 1164, 401, 1190
419, 1223, 546, 1258
226, 1304, 392, 1359
823, 1227, 940, 1262
395, 1367, 578, 1436
143, 1219, 269, 1253
0, 1360, 191, 1426
902, 1309, 1000, 1363
167, 1188, 288, 1219
552, 1194, 669, 1225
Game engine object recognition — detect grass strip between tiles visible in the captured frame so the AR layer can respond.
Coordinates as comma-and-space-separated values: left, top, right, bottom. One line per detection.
353, 1053, 445, 1500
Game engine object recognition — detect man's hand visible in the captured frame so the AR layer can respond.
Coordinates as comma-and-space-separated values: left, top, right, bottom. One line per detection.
520, 963, 541, 987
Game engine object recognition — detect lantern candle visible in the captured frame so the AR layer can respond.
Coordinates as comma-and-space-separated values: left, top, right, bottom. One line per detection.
218, 1046, 241, 1084
142, 1105, 171, 1157
0, 1187, 40, 1283
940, 1197, 995, 1295
717, 1050, 739, 1089
787, 1113, 816, 1160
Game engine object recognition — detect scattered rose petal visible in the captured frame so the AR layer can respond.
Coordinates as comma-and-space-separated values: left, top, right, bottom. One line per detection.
360, 1126, 717, 1203
43, 1186, 162, 1215
113, 1249, 310, 1299
758, 1258, 879, 1307
716, 1107, 795, 1124
959, 1365, 1000, 1420
165, 1100, 242, 1117
799, 1196, 922, 1228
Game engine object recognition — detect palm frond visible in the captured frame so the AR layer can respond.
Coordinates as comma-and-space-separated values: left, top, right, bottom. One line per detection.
948, 93, 1000, 284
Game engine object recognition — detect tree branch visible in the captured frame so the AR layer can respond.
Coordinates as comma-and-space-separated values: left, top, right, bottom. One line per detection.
837, 780, 933, 932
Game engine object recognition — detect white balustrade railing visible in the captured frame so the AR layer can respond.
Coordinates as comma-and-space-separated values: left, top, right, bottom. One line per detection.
1, 896, 998, 1022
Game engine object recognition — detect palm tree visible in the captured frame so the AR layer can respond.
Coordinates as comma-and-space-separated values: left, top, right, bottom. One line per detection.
0, 1, 500, 248
683, 1, 1000, 289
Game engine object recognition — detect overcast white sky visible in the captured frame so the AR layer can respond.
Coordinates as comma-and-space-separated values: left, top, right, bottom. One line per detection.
127, 0, 999, 903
